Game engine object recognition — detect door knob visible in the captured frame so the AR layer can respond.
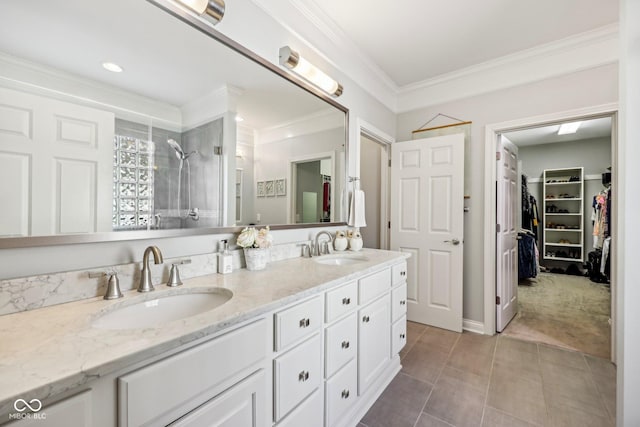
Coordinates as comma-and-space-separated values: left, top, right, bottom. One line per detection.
444, 238, 461, 245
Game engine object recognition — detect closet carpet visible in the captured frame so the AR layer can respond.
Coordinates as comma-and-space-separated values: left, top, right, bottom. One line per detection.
501, 272, 611, 359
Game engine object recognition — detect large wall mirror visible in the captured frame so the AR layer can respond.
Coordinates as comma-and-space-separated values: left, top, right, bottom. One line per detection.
0, 0, 348, 247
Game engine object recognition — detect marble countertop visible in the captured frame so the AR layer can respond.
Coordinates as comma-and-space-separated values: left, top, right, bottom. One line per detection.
0, 249, 408, 415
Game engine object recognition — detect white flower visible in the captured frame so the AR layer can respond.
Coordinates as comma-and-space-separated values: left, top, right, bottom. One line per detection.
237, 226, 273, 248
255, 226, 273, 248
237, 227, 257, 248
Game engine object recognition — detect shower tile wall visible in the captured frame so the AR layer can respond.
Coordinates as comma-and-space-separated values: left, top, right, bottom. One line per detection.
114, 117, 223, 231
180, 119, 224, 228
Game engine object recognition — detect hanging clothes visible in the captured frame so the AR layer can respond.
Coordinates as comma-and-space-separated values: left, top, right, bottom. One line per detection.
518, 231, 539, 279
592, 185, 611, 249
521, 175, 540, 241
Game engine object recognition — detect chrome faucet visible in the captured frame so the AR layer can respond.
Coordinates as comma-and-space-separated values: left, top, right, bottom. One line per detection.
314, 231, 333, 256
138, 246, 163, 292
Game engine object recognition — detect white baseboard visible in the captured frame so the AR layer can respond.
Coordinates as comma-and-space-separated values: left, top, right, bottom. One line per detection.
463, 318, 485, 334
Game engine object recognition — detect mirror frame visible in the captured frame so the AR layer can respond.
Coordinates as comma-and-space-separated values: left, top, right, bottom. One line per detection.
0, 0, 349, 249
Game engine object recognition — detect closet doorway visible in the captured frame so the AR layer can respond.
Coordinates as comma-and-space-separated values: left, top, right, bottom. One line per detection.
496, 115, 614, 360
359, 131, 391, 250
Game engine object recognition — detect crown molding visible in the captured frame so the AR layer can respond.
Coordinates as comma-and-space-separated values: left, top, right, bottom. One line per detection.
396, 24, 619, 112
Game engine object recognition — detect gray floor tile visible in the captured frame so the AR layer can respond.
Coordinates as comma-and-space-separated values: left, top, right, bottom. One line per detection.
492, 356, 542, 385
402, 341, 449, 384
447, 346, 493, 379
361, 373, 433, 427
486, 368, 547, 425
593, 371, 616, 420
417, 326, 460, 354
481, 407, 538, 427
401, 321, 428, 360
415, 412, 455, 427
496, 335, 539, 356
439, 365, 489, 392
540, 362, 608, 418
584, 354, 616, 378
423, 365, 486, 427
547, 403, 614, 427
539, 344, 589, 370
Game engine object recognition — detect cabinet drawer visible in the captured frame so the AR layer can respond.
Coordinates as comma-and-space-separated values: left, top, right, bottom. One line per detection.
391, 283, 407, 322
169, 370, 266, 427
274, 296, 323, 351
276, 389, 323, 427
392, 315, 407, 356
274, 334, 322, 421
325, 281, 357, 323
325, 359, 357, 427
358, 268, 391, 305
325, 313, 357, 379
392, 262, 407, 287
119, 319, 267, 427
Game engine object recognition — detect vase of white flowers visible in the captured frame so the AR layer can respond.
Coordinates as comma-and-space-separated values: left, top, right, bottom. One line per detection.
237, 226, 273, 271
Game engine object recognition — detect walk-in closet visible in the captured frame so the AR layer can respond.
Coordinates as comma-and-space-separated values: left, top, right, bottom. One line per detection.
498, 116, 613, 359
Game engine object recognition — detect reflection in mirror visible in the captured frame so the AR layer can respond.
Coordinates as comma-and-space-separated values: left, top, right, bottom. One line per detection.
0, 0, 347, 244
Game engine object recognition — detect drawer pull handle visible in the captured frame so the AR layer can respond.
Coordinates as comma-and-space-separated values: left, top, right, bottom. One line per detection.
400, 271, 406, 276
400, 300, 406, 305
298, 371, 310, 382
299, 318, 310, 328
363, 315, 370, 323
342, 297, 351, 305
341, 340, 350, 349
400, 333, 406, 339
341, 389, 350, 399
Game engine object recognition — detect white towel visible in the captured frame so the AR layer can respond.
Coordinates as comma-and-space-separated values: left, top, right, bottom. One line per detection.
348, 190, 367, 227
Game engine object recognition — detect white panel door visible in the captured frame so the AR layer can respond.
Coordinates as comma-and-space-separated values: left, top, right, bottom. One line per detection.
390, 134, 464, 332
496, 136, 519, 332
0, 87, 114, 236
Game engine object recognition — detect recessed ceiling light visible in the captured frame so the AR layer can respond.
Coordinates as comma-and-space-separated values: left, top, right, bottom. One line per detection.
102, 62, 123, 73
235, 115, 244, 122
557, 121, 582, 135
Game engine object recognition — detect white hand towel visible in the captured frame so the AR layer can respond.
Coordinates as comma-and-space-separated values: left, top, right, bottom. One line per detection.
348, 190, 367, 227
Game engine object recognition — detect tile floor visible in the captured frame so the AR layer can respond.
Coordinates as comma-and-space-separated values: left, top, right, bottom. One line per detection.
358, 322, 616, 427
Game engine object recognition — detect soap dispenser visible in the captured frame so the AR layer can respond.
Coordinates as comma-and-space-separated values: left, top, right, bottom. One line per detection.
218, 240, 233, 274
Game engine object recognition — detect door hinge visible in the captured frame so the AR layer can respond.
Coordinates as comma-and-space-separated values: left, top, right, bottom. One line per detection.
388, 221, 391, 229
388, 159, 391, 167
213, 146, 223, 155
496, 296, 501, 305
496, 151, 501, 161
496, 224, 501, 232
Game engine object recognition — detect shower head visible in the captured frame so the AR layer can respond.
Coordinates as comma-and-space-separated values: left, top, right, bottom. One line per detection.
167, 139, 185, 160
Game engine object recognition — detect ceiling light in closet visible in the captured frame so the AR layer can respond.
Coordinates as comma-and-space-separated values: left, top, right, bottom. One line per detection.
557, 121, 582, 135
173, 0, 225, 24
102, 62, 123, 73
235, 115, 244, 122
279, 46, 343, 97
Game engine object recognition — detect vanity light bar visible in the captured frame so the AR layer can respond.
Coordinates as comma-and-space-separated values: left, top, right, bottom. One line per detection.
174, 0, 225, 24
279, 46, 343, 97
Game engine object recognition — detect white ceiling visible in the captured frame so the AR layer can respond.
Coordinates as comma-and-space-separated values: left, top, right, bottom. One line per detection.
303, 0, 619, 87
504, 117, 612, 147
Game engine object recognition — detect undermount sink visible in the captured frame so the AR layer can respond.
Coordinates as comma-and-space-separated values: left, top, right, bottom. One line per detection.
92, 289, 232, 330
314, 253, 369, 266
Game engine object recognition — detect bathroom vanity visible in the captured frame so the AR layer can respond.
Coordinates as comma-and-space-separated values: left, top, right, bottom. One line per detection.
0, 249, 408, 426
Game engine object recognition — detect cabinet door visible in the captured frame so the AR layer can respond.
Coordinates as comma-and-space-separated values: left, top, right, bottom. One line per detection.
274, 334, 322, 421
358, 294, 391, 395
325, 359, 357, 427
391, 283, 407, 322
6, 390, 92, 427
169, 370, 266, 427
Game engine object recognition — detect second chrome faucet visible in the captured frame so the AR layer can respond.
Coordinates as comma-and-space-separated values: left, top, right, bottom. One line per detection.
138, 246, 163, 292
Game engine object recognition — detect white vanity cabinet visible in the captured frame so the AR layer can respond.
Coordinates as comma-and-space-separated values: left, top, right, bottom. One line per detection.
118, 319, 269, 427
357, 294, 391, 395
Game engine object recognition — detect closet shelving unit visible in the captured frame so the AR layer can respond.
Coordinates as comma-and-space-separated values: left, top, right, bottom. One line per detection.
543, 167, 584, 262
